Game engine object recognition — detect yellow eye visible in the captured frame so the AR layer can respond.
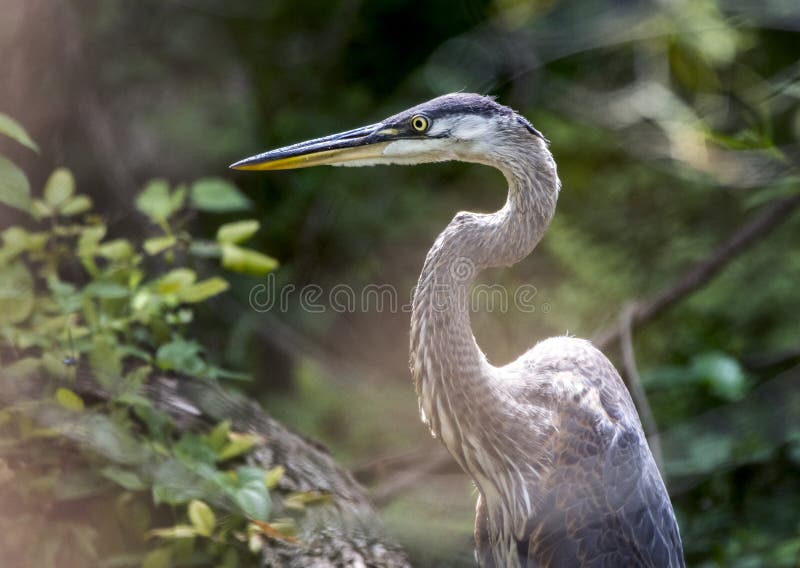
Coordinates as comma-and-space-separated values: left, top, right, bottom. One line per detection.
410, 115, 430, 133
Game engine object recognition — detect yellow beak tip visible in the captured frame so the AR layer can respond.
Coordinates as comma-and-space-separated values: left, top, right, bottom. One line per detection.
229, 160, 258, 171
230, 140, 389, 173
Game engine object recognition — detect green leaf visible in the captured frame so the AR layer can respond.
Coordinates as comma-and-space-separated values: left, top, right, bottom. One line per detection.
1, 227, 47, 262
96, 239, 134, 261
177, 277, 229, 303
0, 112, 39, 152
148, 525, 197, 539
231, 466, 271, 520
284, 490, 333, 512
264, 465, 285, 490
265, 519, 298, 538
131, 399, 170, 442
692, 352, 749, 401
174, 433, 218, 465
0, 262, 34, 325
56, 388, 85, 412
136, 179, 175, 223
190, 178, 251, 212
144, 235, 177, 255
221, 244, 278, 276
60, 195, 93, 216
234, 486, 271, 521
100, 466, 147, 491
83, 280, 130, 299
208, 421, 231, 451
217, 433, 261, 461
77, 224, 107, 256
157, 268, 196, 295
2, 226, 29, 256
706, 128, 773, 151
30, 198, 51, 219
155, 338, 205, 374
170, 184, 187, 212
44, 168, 75, 208
165, 308, 193, 325
0, 155, 31, 213
48, 277, 82, 312
188, 500, 215, 537
217, 220, 260, 244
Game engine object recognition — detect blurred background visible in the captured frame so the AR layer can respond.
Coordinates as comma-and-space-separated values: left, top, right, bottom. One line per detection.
2, 0, 800, 565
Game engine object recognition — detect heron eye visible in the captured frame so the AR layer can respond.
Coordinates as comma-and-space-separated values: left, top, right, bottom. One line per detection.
410, 115, 430, 133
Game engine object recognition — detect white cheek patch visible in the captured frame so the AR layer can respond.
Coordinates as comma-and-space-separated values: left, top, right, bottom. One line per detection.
337, 158, 391, 167
382, 139, 431, 156
431, 115, 493, 140
381, 139, 454, 163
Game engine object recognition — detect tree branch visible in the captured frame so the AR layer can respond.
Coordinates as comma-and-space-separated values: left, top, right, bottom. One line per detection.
53, 370, 412, 567
743, 345, 800, 371
594, 194, 800, 350
370, 451, 454, 507
619, 304, 664, 474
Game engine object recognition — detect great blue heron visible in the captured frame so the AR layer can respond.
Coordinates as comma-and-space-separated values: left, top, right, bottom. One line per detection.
232, 93, 685, 567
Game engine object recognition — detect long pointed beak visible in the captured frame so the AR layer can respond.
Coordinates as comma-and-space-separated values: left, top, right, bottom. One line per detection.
230, 123, 396, 171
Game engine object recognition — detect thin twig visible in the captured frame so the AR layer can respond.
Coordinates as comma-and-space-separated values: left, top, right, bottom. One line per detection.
619, 304, 664, 474
370, 451, 454, 507
594, 194, 800, 350
354, 448, 445, 483
743, 345, 800, 371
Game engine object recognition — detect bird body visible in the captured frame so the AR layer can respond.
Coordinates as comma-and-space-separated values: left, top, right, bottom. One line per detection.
233, 93, 685, 567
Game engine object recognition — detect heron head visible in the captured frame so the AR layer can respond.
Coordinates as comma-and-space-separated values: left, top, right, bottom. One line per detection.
230, 93, 547, 171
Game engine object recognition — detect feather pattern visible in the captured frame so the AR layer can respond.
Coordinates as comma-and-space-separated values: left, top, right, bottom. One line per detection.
408, 94, 684, 567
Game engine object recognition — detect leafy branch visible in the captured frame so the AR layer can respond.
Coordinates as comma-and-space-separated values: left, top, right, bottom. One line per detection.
0, 114, 376, 567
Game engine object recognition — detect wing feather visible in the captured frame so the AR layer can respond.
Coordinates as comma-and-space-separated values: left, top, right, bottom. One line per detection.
517, 341, 684, 567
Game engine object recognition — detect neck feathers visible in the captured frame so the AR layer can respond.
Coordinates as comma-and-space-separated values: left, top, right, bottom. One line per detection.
409, 139, 560, 451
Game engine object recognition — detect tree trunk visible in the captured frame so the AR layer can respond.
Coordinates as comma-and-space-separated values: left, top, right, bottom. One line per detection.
142, 374, 410, 567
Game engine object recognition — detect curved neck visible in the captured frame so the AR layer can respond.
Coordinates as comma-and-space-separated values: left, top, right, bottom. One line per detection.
409, 146, 559, 451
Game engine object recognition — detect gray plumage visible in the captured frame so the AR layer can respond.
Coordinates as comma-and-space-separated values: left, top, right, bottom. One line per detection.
232, 93, 686, 568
